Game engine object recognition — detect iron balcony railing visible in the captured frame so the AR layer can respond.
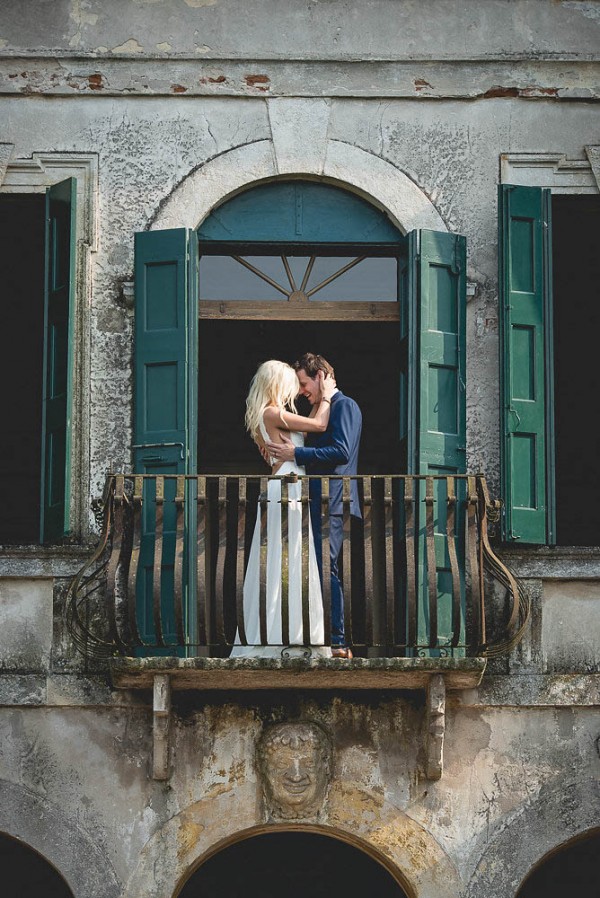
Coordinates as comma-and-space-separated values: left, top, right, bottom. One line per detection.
67, 473, 529, 660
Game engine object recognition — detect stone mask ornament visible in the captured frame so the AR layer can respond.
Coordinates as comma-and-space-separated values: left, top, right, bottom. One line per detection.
258, 721, 332, 820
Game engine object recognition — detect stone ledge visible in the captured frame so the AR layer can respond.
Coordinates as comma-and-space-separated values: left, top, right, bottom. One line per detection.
458, 673, 600, 707
109, 656, 486, 691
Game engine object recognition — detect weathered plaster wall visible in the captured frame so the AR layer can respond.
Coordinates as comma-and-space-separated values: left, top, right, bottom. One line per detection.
3, 94, 598, 497
0, 694, 598, 896
1, 0, 599, 60
1, 2, 599, 894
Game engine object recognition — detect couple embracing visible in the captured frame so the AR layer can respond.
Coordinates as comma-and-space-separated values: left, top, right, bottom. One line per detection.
231, 353, 362, 660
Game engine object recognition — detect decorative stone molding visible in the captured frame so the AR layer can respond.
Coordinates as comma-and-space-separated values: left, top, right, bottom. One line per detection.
1, 151, 99, 249
268, 98, 332, 175
121, 785, 461, 898
585, 145, 600, 191
500, 152, 598, 194
151, 137, 447, 235
257, 721, 332, 821
0, 143, 14, 186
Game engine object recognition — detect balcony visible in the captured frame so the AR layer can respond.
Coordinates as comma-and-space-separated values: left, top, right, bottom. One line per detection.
67, 473, 528, 673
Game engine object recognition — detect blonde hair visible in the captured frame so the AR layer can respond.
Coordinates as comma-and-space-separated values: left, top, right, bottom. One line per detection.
245, 360, 298, 440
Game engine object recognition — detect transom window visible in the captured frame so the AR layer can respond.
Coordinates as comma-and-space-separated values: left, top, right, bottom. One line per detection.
200, 253, 398, 302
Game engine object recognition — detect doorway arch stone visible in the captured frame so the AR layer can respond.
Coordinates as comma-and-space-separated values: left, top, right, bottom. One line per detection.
0, 779, 120, 898
121, 781, 460, 898
465, 777, 600, 898
150, 107, 447, 236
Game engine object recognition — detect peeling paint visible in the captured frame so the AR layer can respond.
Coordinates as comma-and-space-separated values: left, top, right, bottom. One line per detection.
244, 73, 271, 91
563, 1, 600, 22
112, 38, 144, 54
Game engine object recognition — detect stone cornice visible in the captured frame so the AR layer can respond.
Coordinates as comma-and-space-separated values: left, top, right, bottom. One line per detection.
1, 56, 599, 99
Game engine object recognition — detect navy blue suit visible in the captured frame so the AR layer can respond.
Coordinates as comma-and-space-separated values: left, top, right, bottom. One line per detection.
294, 391, 362, 646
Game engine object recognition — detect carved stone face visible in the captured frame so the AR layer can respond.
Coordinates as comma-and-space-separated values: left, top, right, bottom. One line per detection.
258, 722, 331, 820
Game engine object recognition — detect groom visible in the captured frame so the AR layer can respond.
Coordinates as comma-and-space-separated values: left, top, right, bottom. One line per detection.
267, 353, 362, 658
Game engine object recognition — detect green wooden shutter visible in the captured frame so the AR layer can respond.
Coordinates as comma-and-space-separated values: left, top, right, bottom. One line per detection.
407, 229, 467, 655
40, 178, 76, 543
134, 228, 198, 649
499, 185, 554, 544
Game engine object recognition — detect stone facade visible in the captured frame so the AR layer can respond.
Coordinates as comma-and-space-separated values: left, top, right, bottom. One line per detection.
1, 2, 599, 895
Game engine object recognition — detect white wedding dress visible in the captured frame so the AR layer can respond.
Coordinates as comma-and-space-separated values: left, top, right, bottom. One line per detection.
230, 419, 331, 658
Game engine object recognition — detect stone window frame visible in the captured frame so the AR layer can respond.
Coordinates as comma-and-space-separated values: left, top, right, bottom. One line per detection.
500, 150, 599, 193
0, 150, 98, 542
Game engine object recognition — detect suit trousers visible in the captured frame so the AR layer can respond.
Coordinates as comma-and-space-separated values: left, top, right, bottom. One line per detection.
310, 502, 354, 647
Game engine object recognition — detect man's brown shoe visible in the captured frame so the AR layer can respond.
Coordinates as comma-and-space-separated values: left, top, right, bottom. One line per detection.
332, 646, 353, 659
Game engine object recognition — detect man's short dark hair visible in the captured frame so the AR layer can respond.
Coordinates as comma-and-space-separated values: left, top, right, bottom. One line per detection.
293, 352, 335, 381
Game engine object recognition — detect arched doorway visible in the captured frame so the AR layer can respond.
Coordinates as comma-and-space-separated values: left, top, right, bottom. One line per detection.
196, 179, 405, 476
0, 831, 74, 897
177, 830, 410, 898
516, 829, 600, 898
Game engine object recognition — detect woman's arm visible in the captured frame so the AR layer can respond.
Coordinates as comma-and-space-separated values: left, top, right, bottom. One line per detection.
263, 401, 330, 435
264, 370, 335, 435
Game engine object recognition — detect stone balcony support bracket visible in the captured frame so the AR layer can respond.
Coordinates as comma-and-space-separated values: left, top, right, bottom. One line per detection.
109, 658, 485, 782
425, 673, 446, 781
152, 674, 171, 781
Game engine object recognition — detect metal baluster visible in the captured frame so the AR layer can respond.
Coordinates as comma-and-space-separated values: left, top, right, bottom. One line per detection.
384, 476, 395, 652
425, 476, 438, 649
446, 478, 462, 648
321, 477, 331, 646
196, 476, 209, 646
301, 477, 311, 646
362, 477, 374, 648
173, 475, 186, 646
342, 477, 352, 647
235, 478, 248, 646
467, 475, 481, 648
477, 479, 487, 649
127, 476, 144, 646
106, 474, 127, 651
404, 476, 417, 649
152, 476, 165, 648
215, 477, 228, 646
280, 476, 291, 646
258, 477, 268, 646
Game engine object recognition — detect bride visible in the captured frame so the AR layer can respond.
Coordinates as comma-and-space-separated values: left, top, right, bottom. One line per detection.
230, 359, 335, 658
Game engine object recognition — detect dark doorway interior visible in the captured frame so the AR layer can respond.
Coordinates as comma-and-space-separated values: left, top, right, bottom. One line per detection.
0, 832, 74, 897
178, 831, 409, 898
0, 194, 45, 544
198, 320, 402, 474
552, 195, 600, 546
516, 830, 600, 897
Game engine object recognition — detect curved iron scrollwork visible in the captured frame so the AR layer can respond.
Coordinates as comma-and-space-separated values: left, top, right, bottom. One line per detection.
476, 477, 531, 657
65, 475, 132, 660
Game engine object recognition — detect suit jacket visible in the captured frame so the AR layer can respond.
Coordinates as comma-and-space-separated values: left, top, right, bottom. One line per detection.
294, 390, 362, 516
